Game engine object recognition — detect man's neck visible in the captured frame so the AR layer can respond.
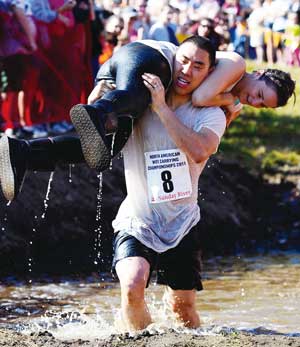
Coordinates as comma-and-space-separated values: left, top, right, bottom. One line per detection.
166, 90, 191, 110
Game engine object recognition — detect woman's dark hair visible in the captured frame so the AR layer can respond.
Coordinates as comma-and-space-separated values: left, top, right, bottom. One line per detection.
180, 35, 216, 68
259, 69, 296, 107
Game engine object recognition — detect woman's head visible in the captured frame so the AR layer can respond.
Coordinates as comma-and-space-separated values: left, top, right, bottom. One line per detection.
258, 69, 296, 107
234, 69, 296, 108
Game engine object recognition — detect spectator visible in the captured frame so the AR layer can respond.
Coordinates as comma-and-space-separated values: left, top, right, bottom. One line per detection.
222, 0, 241, 43
247, 0, 264, 63
133, 0, 151, 40
263, 0, 277, 64
98, 14, 124, 65
233, 15, 249, 57
284, 11, 300, 66
214, 14, 231, 50
0, 0, 37, 137
119, 6, 139, 44
148, 4, 179, 45
90, 4, 112, 78
197, 17, 223, 50
176, 19, 194, 43
198, 0, 221, 20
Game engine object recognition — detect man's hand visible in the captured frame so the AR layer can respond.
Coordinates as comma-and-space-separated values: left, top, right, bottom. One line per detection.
142, 73, 167, 114
87, 80, 116, 105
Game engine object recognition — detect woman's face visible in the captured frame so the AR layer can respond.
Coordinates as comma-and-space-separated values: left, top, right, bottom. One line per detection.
238, 77, 278, 108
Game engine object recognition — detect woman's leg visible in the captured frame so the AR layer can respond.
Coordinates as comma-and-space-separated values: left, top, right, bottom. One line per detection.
0, 134, 84, 201
70, 42, 172, 171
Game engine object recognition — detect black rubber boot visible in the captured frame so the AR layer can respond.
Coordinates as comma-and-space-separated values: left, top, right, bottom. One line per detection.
69, 103, 112, 171
69, 90, 134, 171
0, 135, 84, 201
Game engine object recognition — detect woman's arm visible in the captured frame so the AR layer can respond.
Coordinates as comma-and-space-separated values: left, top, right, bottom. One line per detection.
192, 51, 246, 107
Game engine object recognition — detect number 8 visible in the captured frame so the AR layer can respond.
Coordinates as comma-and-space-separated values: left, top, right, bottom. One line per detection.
161, 170, 174, 193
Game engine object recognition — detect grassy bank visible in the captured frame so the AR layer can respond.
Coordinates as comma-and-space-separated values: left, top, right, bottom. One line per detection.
220, 62, 300, 179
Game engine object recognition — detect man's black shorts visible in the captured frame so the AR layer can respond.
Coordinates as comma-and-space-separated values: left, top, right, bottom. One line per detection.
112, 226, 203, 291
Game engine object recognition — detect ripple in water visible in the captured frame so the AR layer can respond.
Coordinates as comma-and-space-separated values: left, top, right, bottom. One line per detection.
0, 252, 299, 340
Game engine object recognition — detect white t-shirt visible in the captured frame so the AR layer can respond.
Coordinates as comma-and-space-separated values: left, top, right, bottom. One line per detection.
112, 103, 226, 253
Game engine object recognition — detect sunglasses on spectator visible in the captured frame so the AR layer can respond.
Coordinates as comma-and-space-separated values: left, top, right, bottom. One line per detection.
200, 23, 213, 29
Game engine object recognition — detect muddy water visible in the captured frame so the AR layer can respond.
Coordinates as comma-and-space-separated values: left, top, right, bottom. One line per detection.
0, 251, 299, 340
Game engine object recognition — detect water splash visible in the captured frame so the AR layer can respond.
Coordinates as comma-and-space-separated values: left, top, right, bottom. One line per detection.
93, 173, 103, 266
1, 211, 8, 232
27, 172, 54, 279
109, 133, 116, 170
41, 172, 54, 219
2, 253, 300, 339
68, 164, 74, 183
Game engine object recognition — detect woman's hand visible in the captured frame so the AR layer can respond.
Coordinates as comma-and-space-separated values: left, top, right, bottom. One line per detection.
223, 102, 243, 127
142, 73, 166, 114
87, 80, 116, 104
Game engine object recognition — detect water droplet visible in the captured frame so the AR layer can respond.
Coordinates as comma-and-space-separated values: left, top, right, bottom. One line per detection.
94, 173, 103, 265
69, 164, 73, 183
110, 134, 117, 170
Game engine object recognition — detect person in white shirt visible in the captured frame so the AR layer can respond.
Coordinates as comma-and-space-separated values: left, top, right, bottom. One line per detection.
111, 35, 225, 331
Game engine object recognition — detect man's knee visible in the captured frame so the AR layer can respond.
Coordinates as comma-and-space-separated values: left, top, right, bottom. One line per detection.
116, 257, 150, 305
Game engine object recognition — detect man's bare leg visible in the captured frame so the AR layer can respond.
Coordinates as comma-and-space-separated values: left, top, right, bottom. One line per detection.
165, 287, 200, 328
115, 257, 152, 331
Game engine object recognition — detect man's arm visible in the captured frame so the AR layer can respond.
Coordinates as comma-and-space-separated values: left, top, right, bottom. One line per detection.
152, 106, 220, 164
142, 73, 221, 164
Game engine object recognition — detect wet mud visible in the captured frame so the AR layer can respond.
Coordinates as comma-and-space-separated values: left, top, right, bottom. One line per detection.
1, 328, 300, 347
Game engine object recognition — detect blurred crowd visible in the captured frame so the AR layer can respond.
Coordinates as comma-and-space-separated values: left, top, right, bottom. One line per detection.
1, 0, 300, 139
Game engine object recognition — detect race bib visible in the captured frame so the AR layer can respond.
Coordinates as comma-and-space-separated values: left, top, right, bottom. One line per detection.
145, 149, 192, 204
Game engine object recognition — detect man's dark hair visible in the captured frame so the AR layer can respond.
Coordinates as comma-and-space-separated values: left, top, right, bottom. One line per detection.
180, 35, 216, 68
259, 69, 296, 107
